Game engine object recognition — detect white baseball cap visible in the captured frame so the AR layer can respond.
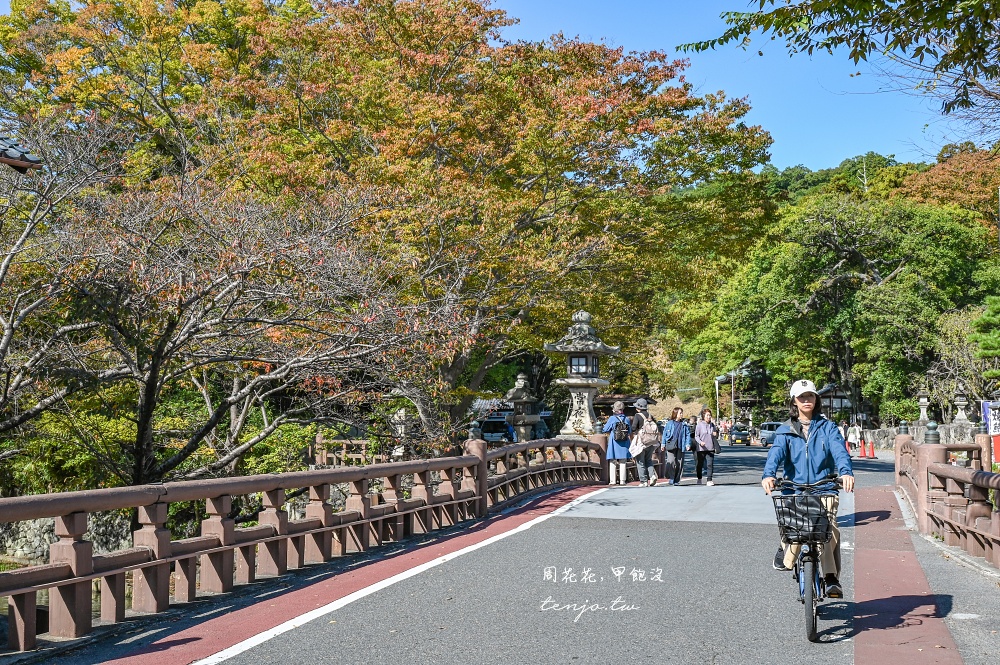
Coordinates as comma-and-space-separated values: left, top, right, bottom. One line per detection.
789, 379, 818, 399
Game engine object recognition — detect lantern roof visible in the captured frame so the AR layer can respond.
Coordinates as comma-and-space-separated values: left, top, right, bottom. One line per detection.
543, 310, 619, 356
0, 136, 42, 173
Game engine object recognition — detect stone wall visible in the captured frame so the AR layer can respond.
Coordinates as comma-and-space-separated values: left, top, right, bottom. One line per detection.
1, 510, 133, 564
864, 421, 978, 449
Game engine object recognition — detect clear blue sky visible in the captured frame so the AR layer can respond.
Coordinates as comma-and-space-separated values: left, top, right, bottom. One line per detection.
0, 0, 955, 170
497, 0, 950, 170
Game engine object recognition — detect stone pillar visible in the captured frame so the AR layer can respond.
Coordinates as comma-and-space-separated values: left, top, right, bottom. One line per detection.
48, 512, 93, 638
258, 489, 288, 576
132, 504, 171, 613
463, 438, 488, 518
200, 496, 235, 593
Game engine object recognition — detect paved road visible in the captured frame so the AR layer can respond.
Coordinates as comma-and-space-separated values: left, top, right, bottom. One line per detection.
37, 447, 1000, 665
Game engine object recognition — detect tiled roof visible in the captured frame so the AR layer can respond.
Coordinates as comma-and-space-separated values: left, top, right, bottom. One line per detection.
0, 136, 42, 173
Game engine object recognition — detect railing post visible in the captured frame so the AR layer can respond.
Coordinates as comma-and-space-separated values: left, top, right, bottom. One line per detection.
132, 503, 171, 613
200, 496, 235, 593
345, 478, 371, 551
464, 439, 488, 518
258, 489, 288, 576
48, 512, 93, 638
588, 433, 609, 484
7, 591, 36, 651
305, 484, 333, 563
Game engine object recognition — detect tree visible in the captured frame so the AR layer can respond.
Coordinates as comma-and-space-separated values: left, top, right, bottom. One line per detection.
897, 149, 1000, 221
0, 111, 128, 447
696, 195, 998, 421
681, 1, 1000, 111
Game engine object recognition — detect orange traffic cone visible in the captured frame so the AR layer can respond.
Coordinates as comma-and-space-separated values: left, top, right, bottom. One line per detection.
859, 436, 868, 458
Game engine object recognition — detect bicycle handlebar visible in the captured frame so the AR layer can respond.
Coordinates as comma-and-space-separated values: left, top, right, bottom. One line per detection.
773, 476, 843, 492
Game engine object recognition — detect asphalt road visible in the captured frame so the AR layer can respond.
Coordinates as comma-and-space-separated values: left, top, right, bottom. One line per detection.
223, 447, 859, 665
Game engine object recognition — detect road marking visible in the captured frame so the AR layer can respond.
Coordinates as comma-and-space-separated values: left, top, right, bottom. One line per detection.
190, 487, 609, 665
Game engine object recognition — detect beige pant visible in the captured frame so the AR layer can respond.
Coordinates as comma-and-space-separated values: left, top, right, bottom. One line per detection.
782, 495, 841, 577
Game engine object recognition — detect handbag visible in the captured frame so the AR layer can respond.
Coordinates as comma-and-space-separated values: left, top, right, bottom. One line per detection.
628, 436, 645, 457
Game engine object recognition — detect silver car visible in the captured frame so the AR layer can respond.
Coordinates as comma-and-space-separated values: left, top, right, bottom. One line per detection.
759, 421, 785, 447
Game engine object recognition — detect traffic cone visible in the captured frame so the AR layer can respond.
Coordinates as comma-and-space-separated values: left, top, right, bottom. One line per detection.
867, 439, 875, 458
859, 436, 868, 458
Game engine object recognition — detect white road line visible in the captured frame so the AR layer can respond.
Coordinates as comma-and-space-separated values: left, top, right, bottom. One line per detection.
190, 487, 608, 665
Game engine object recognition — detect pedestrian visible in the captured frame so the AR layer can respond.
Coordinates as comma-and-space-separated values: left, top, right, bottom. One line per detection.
761, 379, 854, 598
660, 407, 686, 485
846, 421, 861, 456
631, 398, 660, 487
694, 409, 719, 486
601, 401, 631, 485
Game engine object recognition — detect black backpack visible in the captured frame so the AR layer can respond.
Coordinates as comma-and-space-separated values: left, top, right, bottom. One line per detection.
612, 415, 630, 443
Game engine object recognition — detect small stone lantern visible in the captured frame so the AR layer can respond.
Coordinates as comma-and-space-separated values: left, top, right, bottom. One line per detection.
504, 373, 540, 443
953, 384, 970, 422
544, 311, 619, 438
916, 387, 930, 423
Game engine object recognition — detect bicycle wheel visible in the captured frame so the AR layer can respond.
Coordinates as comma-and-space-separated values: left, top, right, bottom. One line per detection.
804, 558, 818, 642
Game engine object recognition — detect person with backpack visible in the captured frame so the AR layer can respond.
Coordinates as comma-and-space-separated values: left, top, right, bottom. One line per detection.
660, 407, 686, 485
602, 401, 631, 485
631, 398, 660, 487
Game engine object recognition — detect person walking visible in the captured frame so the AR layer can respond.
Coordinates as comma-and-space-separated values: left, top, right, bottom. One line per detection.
602, 401, 631, 485
694, 409, 719, 486
762, 379, 854, 598
631, 398, 659, 487
846, 421, 861, 456
660, 407, 685, 485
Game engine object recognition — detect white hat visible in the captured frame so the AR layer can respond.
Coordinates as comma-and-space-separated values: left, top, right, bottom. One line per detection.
789, 379, 818, 399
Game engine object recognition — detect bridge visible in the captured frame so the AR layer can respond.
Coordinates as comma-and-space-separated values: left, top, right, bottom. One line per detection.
1, 438, 999, 664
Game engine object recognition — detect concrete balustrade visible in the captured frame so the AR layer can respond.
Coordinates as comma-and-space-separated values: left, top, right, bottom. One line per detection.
896, 433, 1000, 570
0, 437, 602, 653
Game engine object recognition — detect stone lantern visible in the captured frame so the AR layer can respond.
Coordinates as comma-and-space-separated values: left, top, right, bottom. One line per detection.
953, 384, 970, 422
544, 311, 620, 438
916, 387, 930, 424
504, 373, 540, 443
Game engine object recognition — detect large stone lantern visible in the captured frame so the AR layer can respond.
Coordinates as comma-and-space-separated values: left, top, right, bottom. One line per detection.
544, 311, 619, 438
504, 373, 540, 443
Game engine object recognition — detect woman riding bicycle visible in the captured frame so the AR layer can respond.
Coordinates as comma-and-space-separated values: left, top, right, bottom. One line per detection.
761, 380, 854, 598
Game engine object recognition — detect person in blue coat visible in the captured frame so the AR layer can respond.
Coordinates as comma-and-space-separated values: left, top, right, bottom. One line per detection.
660, 407, 686, 485
602, 400, 631, 485
762, 379, 854, 598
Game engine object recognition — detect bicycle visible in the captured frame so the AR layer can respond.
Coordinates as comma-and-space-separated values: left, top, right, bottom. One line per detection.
770, 476, 843, 642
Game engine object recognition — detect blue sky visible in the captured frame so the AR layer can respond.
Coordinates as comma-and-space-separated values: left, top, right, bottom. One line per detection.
0, 0, 956, 170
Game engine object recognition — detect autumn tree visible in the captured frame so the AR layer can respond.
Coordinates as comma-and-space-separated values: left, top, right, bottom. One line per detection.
0, 111, 131, 454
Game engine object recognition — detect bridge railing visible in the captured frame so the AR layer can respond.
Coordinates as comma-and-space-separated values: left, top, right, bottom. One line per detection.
0, 436, 606, 652
895, 433, 1000, 571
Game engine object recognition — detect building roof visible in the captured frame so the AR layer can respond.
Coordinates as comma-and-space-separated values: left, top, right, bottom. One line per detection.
0, 136, 43, 173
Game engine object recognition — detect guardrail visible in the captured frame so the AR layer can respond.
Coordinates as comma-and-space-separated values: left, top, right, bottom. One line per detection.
895, 433, 1000, 570
0, 436, 607, 652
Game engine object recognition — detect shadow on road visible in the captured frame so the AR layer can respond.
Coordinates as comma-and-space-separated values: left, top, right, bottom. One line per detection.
814, 593, 954, 642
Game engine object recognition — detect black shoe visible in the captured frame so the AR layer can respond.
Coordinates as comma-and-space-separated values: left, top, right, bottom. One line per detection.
825, 574, 843, 598
773, 547, 791, 571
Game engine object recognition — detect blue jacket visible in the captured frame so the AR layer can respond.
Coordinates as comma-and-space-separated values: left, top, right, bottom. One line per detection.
660, 419, 685, 450
762, 417, 853, 484
602, 414, 632, 460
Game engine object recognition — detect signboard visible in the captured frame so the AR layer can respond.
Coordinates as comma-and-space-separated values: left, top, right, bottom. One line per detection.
982, 401, 1000, 436
980, 401, 1000, 468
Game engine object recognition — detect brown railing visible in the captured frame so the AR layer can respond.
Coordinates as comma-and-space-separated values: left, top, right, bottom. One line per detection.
895, 433, 1000, 570
0, 436, 607, 652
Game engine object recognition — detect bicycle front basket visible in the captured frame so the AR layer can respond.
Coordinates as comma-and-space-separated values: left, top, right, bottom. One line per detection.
772, 493, 832, 544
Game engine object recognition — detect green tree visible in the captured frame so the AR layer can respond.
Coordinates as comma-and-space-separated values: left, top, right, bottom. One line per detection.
681, 0, 1000, 111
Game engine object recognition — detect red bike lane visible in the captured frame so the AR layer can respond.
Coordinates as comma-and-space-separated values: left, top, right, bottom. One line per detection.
853, 485, 962, 664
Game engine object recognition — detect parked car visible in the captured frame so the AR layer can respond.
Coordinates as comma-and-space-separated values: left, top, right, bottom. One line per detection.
729, 424, 751, 445
759, 421, 784, 447
481, 417, 515, 443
